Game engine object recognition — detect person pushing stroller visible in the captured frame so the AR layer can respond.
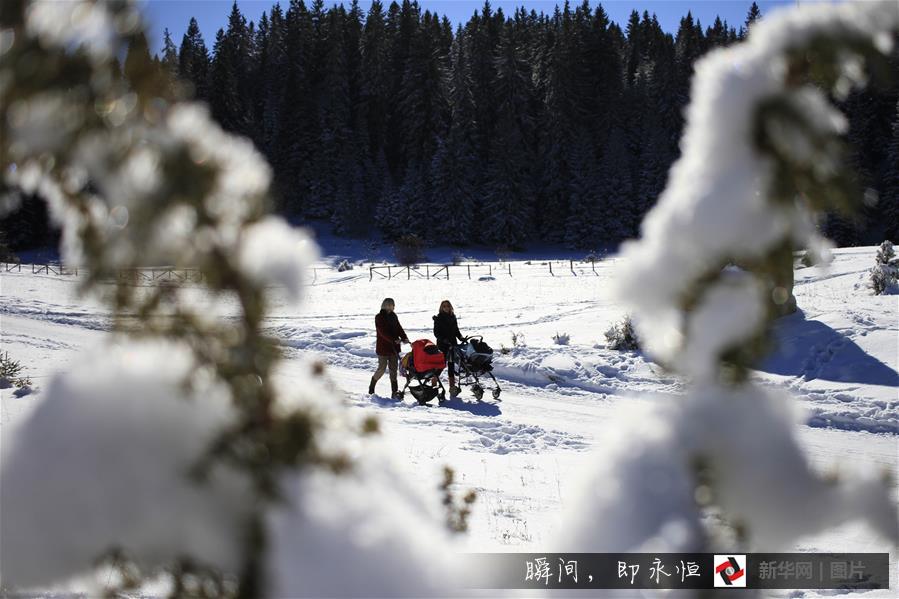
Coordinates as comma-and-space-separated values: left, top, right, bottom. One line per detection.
433, 300, 464, 397
369, 297, 410, 399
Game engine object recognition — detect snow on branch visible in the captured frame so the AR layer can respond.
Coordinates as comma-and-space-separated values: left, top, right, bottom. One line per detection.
558, 0, 899, 558
0, 1, 456, 596
617, 0, 899, 377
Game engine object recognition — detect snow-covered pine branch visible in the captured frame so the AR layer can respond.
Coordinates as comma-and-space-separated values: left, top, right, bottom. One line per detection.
557, 0, 899, 564
0, 1, 455, 596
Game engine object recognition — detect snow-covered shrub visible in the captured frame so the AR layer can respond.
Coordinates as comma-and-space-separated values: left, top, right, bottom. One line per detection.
394, 234, 425, 265
875, 239, 896, 265
795, 250, 814, 268
336, 258, 353, 272
501, 330, 526, 354
560, 0, 899, 559
451, 251, 464, 265
0, 2, 457, 595
584, 250, 600, 263
604, 316, 640, 351
511, 331, 526, 348
870, 240, 898, 294
0, 351, 31, 390
552, 331, 570, 345
870, 264, 898, 295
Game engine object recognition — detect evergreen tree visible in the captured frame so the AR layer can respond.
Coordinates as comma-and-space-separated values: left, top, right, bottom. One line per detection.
255, 6, 286, 158
880, 99, 899, 242
178, 17, 209, 99
467, 1, 502, 164
743, 2, 762, 37
428, 33, 479, 244
534, 15, 575, 242
161, 0, 896, 250
124, 31, 153, 85
595, 124, 634, 242
160, 28, 179, 75
481, 22, 536, 248
361, 0, 389, 159
274, 0, 316, 215
209, 2, 254, 135
564, 131, 602, 249
397, 10, 449, 175
124, 31, 169, 98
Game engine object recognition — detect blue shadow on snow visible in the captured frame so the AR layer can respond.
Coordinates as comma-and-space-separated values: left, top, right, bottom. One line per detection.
432, 395, 502, 417
759, 310, 899, 387
362, 393, 502, 416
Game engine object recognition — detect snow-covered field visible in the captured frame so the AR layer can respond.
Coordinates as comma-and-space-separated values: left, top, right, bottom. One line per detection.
1, 246, 897, 596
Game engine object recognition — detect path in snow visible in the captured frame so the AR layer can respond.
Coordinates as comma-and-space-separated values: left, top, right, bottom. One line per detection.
1, 247, 896, 595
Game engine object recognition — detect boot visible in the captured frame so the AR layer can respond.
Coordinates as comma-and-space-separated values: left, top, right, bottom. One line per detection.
368, 377, 376, 395
390, 379, 400, 400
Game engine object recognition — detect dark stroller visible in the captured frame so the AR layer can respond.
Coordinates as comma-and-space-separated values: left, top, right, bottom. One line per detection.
449, 336, 501, 401
399, 339, 447, 405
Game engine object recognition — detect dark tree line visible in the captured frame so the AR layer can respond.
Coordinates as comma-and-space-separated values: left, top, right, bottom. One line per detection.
3, 1, 898, 255
169, 0, 757, 249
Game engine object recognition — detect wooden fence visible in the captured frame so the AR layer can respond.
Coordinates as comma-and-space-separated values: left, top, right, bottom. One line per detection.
115, 268, 205, 284
2, 262, 79, 276
2, 262, 203, 284
369, 260, 601, 281
2, 262, 334, 284
3, 260, 604, 285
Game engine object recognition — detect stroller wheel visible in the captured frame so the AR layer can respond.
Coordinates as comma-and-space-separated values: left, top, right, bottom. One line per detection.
492, 388, 501, 400
472, 384, 484, 400
438, 391, 446, 403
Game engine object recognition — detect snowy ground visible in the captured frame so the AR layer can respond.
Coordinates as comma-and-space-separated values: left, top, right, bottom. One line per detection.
1, 246, 897, 597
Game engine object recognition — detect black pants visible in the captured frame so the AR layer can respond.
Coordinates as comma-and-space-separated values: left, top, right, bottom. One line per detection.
437, 340, 456, 371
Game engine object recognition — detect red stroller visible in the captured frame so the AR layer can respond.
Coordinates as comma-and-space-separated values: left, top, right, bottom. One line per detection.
399, 339, 447, 404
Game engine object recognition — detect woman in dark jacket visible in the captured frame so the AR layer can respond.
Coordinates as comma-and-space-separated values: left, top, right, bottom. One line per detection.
370, 297, 409, 399
433, 299, 464, 396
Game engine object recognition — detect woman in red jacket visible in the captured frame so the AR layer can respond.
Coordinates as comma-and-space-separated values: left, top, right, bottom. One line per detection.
369, 297, 410, 399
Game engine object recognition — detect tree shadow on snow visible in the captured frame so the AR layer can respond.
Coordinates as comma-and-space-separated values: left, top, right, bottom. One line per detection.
433, 395, 502, 417
759, 309, 899, 386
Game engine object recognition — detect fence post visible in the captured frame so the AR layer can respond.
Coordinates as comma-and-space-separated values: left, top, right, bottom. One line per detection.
370, 266, 373, 281
549, 262, 553, 276
388, 266, 392, 279
468, 264, 471, 279
489, 264, 492, 276
406, 266, 410, 280
508, 263, 512, 277
570, 260, 576, 275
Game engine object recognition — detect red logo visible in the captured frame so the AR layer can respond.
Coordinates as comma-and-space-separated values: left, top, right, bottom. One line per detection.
714, 555, 746, 587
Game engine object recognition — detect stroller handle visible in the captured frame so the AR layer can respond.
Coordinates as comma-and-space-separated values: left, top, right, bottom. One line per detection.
462, 335, 482, 342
